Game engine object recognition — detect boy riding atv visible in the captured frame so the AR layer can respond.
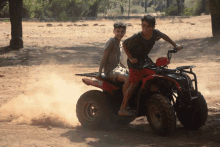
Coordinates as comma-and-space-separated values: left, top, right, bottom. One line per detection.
97, 21, 129, 97
119, 15, 183, 116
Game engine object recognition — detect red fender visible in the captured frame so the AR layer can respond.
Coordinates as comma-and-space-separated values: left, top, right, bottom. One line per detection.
156, 57, 170, 67
82, 78, 119, 94
141, 75, 182, 91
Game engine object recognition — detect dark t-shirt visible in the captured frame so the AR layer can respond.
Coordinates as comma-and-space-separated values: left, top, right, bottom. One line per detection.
123, 29, 164, 69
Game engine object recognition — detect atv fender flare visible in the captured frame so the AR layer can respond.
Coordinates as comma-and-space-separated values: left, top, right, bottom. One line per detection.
82, 78, 119, 94
141, 75, 182, 91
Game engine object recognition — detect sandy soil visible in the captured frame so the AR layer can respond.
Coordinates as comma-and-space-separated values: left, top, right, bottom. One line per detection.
0, 15, 220, 147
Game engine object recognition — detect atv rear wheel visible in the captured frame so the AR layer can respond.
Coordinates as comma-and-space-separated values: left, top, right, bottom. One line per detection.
76, 90, 114, 129
176, 91, 208, 130
76, 90, 134, 129
146, 94, 176, 135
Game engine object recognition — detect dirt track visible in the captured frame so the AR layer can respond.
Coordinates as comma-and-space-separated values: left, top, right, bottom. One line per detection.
0, 15, 220, 147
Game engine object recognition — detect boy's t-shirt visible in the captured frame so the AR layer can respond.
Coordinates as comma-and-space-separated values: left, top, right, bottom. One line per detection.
123, 29, 164, 69
103, 37, 121, 76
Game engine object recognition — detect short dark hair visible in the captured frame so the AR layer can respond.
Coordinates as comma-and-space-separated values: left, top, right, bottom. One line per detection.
113, 21, 126, 30
141, 15, 156, 27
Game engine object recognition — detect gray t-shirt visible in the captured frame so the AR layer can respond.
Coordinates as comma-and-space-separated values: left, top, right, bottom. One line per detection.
103, 37, 121, 76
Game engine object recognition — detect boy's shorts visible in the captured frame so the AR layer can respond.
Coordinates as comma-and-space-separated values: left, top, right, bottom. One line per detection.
106, 66, 129, 82
129, 68, 156, 83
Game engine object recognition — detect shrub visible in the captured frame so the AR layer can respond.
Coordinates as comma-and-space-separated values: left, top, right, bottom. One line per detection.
193, 0, 210, 15
183, 7, 193, 16
0, 2, 9, 18
131, 9, 137, 13
165, 4, 178, 16
147, 7, 156, 13
184, 0, 210, 16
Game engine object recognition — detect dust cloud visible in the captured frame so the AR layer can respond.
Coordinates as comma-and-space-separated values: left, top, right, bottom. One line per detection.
0, 72, 89, 128
198, 78, 220, 103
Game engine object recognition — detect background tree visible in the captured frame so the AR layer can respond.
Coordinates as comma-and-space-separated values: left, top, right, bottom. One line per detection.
87, 0, 102, 17
208, 0, 220, 36
145, 0, 147, 12
176, 0, 184, 15
0, 0, 23, 49
176, 0, 180, 14
167, 0, 171, 8
98, 0, 110, 16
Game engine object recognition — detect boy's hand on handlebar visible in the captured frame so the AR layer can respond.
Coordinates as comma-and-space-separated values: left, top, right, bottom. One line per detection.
129, 58, 138, 64
175, 44, 183, 51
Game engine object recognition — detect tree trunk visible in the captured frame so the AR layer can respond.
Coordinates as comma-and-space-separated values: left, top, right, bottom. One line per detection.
209, 0, 220, 36
167, 0, 170, 8
201, 0, 206, 13
87, 0, 101, 17
9, 0, 23, 49
128, 0, 130, 16
176, 0, 181, 15
167, 0, 173, 8
120, 5, 124, 14
145, 0, 147, 13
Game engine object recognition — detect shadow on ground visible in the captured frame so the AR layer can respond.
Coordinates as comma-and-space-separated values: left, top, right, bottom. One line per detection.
60, 113, 220, 147
0, 43, 104, 67
0, 36, 219, 68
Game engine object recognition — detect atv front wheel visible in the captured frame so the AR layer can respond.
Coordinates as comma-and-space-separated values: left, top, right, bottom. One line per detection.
146, 94, 176, 135
176, 91, 208, 130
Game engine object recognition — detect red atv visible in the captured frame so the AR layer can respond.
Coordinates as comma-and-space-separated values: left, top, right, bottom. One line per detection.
75, 48, 208, 135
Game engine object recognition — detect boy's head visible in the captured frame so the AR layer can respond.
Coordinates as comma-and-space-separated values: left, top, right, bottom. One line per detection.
141, 15, 155, 35
113, 21, 126, 41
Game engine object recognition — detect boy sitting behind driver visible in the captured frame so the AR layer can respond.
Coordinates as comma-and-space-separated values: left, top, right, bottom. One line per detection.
97, 22, 129, 95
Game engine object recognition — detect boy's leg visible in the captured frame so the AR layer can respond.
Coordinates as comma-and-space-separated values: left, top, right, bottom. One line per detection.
107, 67, 130, 96
118, 68, 143, 116
115, 67, 129, 96
115, 73, 127, 82
118, 82, 139, 113
116, 73, 129, 96
122, 77, 129, 96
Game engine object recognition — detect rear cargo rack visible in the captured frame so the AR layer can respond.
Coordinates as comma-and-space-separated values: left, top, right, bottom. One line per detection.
177, 66, 198, 102
75, 72, 99, 78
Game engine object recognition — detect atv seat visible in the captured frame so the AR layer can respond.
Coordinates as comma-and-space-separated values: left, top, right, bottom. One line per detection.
75, 72, 124, 88
100, 74, 124, 88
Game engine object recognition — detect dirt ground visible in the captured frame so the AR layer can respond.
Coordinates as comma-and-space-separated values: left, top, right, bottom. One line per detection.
0, 15, 220, 147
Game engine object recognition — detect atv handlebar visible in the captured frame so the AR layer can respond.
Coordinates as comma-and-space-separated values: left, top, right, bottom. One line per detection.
167, 47, 183, 61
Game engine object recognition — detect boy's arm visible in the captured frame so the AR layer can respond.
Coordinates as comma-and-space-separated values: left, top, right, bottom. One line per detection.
161, 34, 182, 50
97, 39, 114, 78
97, 50, 109, 78
123, 42, 138, 64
